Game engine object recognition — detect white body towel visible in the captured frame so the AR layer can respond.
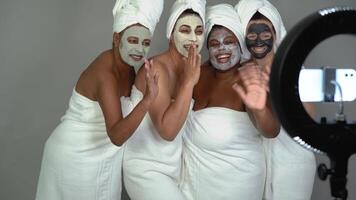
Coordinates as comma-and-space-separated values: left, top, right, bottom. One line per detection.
180, 107, 266, 200
269, 129, 316, 200
123, 86, 192, 200
36, 89, 128, 200
235, 1, 316, 199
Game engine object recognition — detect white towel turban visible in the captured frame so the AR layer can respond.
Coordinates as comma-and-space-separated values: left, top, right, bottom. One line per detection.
235, 0, 287, 50
205, 3, 249, 60
166, 0, 206, 39
113, 0, 164, 35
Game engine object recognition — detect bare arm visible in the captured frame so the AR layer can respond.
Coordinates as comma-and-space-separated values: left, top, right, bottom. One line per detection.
246, 97, 280, 138
149, 46, 201, 141
98, 61, 159, 146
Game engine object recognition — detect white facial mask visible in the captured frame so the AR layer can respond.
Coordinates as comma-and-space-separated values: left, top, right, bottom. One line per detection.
119, 26, 151, 72
208, 28, 241, 71
173, 15, 204, 57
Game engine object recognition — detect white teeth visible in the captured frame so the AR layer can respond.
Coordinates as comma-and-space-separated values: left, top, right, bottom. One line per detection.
130, 55, 143, 60
217, 54, 230, 59
253, 47, 267, 53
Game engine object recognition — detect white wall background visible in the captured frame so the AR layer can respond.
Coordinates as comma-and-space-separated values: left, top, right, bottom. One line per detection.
1, 0, 356, 199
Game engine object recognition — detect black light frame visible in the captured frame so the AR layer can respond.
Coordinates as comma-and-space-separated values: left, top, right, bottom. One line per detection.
270, 7, 356, 199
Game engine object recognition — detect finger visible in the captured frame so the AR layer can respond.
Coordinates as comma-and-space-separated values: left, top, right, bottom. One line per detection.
192, 44, 197, 66
144, 59, 149, 71
147, 59, 155, 76
182, 56, 187, 63
263, 64, 271, 75
147, 59, 153, 71
240, 78, 262, 88
188, 44, 194, 63
154, 72, 159, 84
239, 70, 261, 83
261, 71, 269, 83
242, 62, 255, 68
196, 54, 201, 69
146, 69, 151, 80
264, 84, 270, 93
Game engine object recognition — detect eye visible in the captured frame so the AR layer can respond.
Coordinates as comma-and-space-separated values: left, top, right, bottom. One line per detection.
208, 39, 220, 48
127, 36, 139, 44
142, 39, 151, 47
195, 27, 203, 35
260, 32, 272, 40
224, 37, 236, 45
246, 33, 257, 40
179, 26, 191, 34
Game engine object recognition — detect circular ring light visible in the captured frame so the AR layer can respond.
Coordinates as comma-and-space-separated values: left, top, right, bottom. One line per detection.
270, 7, 356, 199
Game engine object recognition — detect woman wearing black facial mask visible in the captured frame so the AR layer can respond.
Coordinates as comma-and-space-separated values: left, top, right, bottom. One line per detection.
180, 4, 279, 200
246, 22, 274, 59
236, 1, 316, 200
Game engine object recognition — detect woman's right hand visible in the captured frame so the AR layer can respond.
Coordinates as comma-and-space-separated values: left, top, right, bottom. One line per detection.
143, 59, 159, 106
182, 44, 201, 86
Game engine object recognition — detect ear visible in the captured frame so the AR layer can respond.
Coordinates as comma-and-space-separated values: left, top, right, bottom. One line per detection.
113, 32, 121, 48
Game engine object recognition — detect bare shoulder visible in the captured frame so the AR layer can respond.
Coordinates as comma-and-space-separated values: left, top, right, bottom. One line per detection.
76, 50, 116, 99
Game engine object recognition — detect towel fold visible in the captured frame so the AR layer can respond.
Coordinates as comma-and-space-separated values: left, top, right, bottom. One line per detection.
113, 0, 164, 35
180, 107, 266, 200
205, 3, 248, 60
166, 0, 206, 39
36, 89, 125, 200
123, 86, 192, 200
235, 0, 286, 54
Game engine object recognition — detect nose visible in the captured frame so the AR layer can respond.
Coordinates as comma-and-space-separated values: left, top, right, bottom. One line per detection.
189, 32, 198, 42
256, 34, 265, 46
218, 44, 227, 51
136, 44, 144, 54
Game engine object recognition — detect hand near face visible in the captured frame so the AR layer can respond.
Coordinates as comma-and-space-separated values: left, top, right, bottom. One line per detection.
143, 59, 159, 105
232, 62, 269, 111
182, 44, 201, 86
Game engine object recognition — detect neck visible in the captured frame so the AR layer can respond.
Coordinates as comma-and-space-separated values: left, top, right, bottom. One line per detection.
213, 62, 239, 81
253, 51, 274, 69
168, 43, 185, 73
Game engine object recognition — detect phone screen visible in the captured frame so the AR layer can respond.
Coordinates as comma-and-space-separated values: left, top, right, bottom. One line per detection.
298, 68, 356, 102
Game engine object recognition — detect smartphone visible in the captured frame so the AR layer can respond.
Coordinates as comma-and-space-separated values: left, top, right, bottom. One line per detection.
298, 67, 356, 102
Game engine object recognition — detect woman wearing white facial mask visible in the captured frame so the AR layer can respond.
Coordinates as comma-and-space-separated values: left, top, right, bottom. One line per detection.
122, 0, 205, 200
236, 0, 316, 200
179, 4, 279, 200
35, 0, 163, 199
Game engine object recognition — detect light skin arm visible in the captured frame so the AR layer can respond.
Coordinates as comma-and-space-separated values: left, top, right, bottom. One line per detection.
233, 62, 280, 138
149, 46, 201, 141
97, 61, 159, 146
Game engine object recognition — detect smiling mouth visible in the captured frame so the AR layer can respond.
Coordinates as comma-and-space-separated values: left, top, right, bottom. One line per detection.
129, 54, 143, 61
215, 53, 231, 63
252, 46, 267, 54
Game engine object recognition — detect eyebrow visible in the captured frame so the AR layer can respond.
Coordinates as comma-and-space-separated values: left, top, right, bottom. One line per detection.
180, 25, 191, 28
180, 24, 203, 28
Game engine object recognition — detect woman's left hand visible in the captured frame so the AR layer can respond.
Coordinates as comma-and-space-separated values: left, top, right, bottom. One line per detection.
232, 62, 269, 111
